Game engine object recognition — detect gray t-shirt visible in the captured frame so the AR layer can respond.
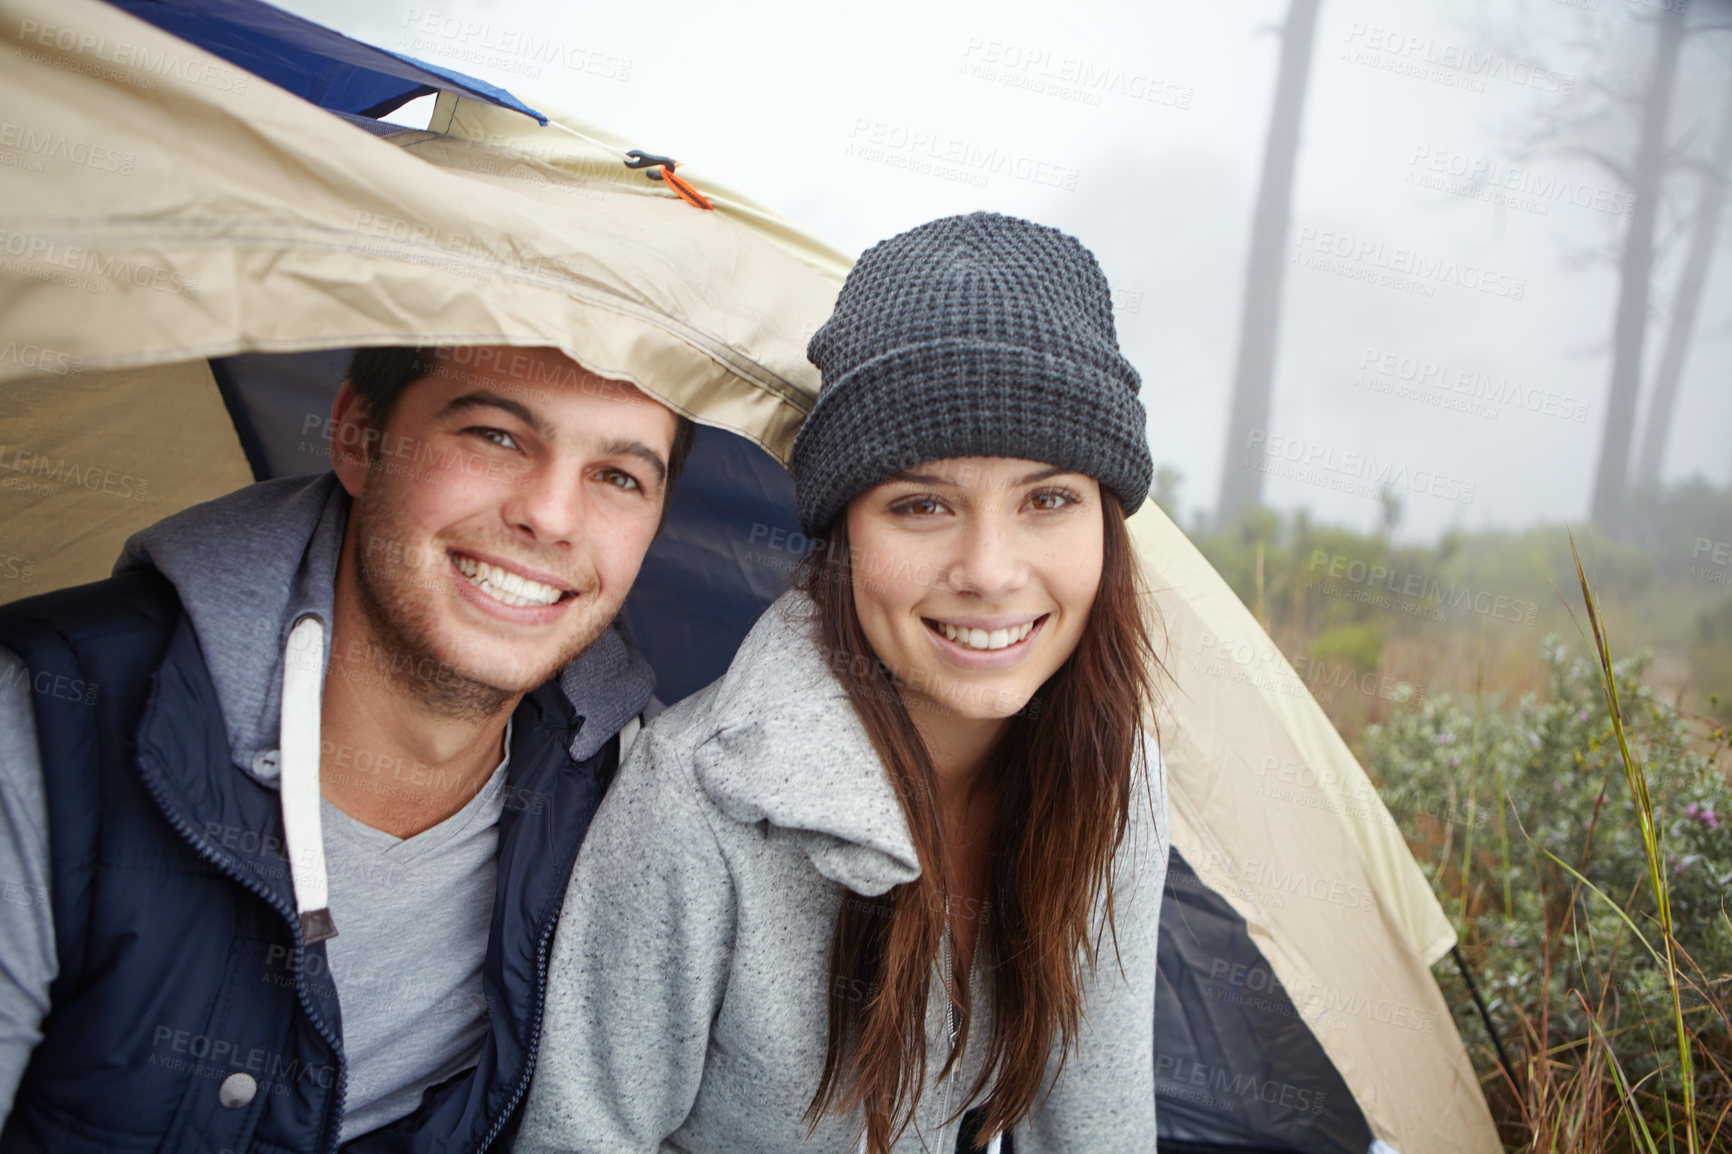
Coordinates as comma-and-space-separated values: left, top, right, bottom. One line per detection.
0, 651, 54, 1125
0, 647, 511, 1140
322, 736, 509, 1141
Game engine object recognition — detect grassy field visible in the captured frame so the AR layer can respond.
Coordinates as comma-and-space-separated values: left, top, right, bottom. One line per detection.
1186, 480, 1732, 1152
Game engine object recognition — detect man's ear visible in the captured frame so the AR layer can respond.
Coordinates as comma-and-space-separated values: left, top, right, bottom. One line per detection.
330, 381, 377, 498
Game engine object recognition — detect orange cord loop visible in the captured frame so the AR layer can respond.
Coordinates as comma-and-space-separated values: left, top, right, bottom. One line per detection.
624, 150, 714, 211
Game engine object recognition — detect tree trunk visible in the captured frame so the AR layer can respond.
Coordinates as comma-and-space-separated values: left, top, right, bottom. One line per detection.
1633, 78, 1732, 491
1588, 2, 1687, 536
1216, 0, 1322, 527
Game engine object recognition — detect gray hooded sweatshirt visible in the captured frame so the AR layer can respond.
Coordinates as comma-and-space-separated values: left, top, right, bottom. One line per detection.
0, 472, 655, 1136
515, 591, 1167, 1154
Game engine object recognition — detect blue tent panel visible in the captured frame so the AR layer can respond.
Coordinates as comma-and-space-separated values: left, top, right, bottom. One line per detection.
101, 0, 545, 121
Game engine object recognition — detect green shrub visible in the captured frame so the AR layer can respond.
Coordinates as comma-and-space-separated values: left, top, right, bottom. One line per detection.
1363, 641, 1732, 1145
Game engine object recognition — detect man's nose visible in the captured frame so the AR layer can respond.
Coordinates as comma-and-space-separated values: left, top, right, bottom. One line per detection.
500, 462, 588, 549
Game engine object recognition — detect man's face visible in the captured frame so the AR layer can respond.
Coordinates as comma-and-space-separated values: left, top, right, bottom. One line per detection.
331, 347, 678, 709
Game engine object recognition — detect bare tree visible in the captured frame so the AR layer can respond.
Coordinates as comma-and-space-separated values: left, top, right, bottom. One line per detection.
1634, 66, 1732, 491
1588, 1, 1688, 537
1216, 0, 1322, 527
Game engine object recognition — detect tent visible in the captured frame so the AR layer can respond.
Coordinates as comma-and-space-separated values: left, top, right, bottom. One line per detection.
0, 1, 1502, 1150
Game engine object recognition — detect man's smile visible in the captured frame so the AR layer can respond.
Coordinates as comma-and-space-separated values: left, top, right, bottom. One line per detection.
450, 551, 578, 610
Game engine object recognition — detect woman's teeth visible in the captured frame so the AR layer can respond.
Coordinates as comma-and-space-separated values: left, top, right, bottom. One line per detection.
937, 620, 1035, 651
454, 556, 563, 608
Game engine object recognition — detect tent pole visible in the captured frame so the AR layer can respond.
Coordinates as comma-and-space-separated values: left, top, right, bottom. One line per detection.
1451, 944, 1515, 1089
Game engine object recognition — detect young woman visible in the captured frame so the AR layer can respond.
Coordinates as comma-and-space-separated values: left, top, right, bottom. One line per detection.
516, 212, 1169, 1154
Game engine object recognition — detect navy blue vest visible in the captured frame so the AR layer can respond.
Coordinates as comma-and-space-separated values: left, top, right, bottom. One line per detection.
0, 568, 615, 1154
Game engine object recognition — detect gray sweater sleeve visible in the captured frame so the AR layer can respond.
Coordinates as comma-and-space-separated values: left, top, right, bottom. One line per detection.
0, 648, 55, 1129
1018, 745, 1168, 1153
516, 726, 736, 1154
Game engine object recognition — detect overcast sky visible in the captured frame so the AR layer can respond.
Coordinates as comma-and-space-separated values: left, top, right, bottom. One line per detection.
277, 0, 1732, 540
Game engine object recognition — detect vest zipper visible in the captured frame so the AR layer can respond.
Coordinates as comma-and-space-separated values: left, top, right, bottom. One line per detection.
475, 740, 592, 1153
474, 908, 560, 1152
136, 758, 348, 1154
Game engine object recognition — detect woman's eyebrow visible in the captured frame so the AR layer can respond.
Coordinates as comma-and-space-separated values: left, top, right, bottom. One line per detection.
886, 466, 1073, 486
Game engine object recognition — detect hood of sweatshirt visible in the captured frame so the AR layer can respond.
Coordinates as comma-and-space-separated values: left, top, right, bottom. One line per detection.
116, 472, 655, 785
687, 590, 922, 897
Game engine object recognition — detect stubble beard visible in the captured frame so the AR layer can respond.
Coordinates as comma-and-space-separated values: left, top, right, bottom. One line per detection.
348, 488, 609, 722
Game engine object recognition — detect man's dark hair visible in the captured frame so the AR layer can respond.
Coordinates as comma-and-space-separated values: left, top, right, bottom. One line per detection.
344, 346, 698, 526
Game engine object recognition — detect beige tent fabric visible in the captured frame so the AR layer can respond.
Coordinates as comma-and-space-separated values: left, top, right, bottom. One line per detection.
0, 0, 1498, 1148
1132, 505, 1499, 1152
0, 0, 840, 461
0, 361, 253, 602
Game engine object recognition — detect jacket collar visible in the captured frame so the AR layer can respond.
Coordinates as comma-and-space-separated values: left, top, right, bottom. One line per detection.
689, 591, 921, 897
119, 472, 654, 783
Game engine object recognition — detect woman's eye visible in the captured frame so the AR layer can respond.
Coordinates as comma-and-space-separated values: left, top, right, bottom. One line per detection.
1027, 489, 1076, 511
892, 496, 945, 516
599, 468, 642, 492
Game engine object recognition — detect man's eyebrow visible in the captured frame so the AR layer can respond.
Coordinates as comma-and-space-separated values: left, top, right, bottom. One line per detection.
438, 391, 545, 435
604, 439, 669, 486
887, 465, 1073, 487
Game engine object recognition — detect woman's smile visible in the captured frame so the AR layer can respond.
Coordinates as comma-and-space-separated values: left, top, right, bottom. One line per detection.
921, 613, 1050, 668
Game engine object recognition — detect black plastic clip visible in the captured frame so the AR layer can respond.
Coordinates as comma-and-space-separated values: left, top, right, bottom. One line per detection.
624, 149, 678, 181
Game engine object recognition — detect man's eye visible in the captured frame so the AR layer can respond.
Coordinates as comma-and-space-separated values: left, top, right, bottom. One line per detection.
599, 468, 642, 492
471, 428, 519, 451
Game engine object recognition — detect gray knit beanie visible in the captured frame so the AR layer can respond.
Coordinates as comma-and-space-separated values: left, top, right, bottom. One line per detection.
790, 211, 1151, 537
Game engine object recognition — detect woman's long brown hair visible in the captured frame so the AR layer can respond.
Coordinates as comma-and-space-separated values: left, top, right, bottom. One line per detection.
795, 487, 1164, 1151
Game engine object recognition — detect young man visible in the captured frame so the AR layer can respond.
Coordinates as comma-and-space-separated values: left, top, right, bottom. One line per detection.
0, 345, 695, 1153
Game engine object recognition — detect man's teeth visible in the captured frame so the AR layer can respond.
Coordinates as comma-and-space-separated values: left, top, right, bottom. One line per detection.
453, 556, 563, 608
938, 620, 1036, 651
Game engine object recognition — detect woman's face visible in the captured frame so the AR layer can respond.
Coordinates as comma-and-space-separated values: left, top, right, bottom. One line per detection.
845, 457, 1105, 724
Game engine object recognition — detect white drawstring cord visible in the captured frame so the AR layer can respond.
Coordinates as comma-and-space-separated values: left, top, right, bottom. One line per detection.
280, 615, 336, 942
